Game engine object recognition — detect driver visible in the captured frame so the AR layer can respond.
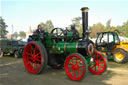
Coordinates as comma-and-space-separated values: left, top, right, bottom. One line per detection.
32, 24, 45, 40
35, 24, 45, 34
71, 25, 79, 39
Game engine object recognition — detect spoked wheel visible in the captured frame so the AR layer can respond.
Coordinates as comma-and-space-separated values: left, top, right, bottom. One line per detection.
23, 41, 48, 74
88, 52, 107, 75
64, 53, 88, 81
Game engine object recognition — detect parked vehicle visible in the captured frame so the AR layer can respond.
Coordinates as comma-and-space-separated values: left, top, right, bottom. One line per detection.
95, 32, 128, 63
0, 38, 25, 58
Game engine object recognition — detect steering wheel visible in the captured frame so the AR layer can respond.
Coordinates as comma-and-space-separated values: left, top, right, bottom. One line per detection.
51, 28, 65, 39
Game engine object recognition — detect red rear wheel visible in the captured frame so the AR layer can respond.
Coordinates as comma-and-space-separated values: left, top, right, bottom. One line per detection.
88, 52, 107, 75
23, 41, 47, 74
65, 53, 87, 81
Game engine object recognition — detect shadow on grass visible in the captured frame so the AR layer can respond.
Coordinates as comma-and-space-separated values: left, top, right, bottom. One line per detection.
36, 66, 116, 85
108, 58, 128, 69
0, 56, 121, 85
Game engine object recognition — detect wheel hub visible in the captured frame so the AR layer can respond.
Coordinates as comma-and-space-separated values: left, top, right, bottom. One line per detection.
72, 64, 79, 70
115, 52, 124, 61
95, 60, 99, 65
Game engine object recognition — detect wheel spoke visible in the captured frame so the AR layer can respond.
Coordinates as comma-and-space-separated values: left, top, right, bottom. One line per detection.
97, 55, 99, 60
34, 57, 41, 62
27, 56, 32, 59
98, 65, 101, 71
30, 45, 34, 54
33, 48, 36, 55
77, 69, 83, 73
99, 65, 104, 69
29, 48, 33, 55
99, 62, 104, 64
35, 63, 38, 68
34, 52, 40, 58
94, 65, 96, 71
34, 47, 38, 55
76, 57, 77, 64
25, 52, 32, 56
78, 71, 80, 77
78, 60, 81, 65
74, 71, 76, 77
35, 63, 41, 70
30, 45, 34, 51
60, 32, 63, 36
91, 65, 96, 69
69, 62, 74, 65
79, 66, 84, 68
98, 57, 102, 61
68, 66, 72, 69
70, 70, 75, 75
32, 63, 36, 70
72, 58, 74, 64
27, 61, 31, 65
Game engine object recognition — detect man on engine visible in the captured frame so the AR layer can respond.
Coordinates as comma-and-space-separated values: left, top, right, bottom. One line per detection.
35, 24, 45, 34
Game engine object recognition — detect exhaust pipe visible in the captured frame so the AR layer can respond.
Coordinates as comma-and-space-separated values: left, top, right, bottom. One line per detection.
81, 7, 90, 39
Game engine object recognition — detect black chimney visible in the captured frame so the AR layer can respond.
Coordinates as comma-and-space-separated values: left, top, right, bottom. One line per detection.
81, 7, 90, 39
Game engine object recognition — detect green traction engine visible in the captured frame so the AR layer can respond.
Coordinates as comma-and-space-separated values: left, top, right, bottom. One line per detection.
23, 7, 108, 81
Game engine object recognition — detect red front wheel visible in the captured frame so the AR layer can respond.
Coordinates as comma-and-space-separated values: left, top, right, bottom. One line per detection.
64, 53, 88, 81
23, 41, 48, 74
88, 52, 107, 75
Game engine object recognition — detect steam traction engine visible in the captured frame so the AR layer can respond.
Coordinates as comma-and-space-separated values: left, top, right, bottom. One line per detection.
23, 7, 107, 81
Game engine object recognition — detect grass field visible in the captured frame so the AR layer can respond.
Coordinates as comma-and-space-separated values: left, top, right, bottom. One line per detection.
0, 56, 128, 85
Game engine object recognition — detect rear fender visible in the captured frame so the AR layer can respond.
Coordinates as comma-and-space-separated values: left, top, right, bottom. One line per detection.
114, 45, 128, 52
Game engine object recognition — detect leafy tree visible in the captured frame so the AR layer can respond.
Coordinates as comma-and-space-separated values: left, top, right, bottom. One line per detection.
90, 23, 105, 38
19, 31, 26, 38
45, 20, 54, 32
71, 17, 82, 29
71, 17, 82, 36
72, 17, 82, 25
109, 26, 117, 32
116, 25, 123, 36
40, 22, 45, 30
0, 17, 8, 37
40, 20, 54, 33
120, 21, 128, 37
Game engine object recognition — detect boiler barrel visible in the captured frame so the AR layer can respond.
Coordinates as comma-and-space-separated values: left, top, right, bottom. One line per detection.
52, 40, 94, 57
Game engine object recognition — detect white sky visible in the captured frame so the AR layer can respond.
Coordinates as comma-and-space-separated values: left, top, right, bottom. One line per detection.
1, 0, 128, 34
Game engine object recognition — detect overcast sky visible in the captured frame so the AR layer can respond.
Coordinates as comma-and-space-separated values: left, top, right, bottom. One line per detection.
1, 0, 128, 34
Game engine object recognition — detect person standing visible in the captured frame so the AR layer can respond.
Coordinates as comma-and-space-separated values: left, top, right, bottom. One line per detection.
27, 35, 33, 42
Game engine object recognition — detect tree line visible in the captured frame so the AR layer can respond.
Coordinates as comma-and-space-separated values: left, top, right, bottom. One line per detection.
0, 16, 128, 39
0, 17, 54, 38
0, 17, 26, 38
70, 17, 128, 38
